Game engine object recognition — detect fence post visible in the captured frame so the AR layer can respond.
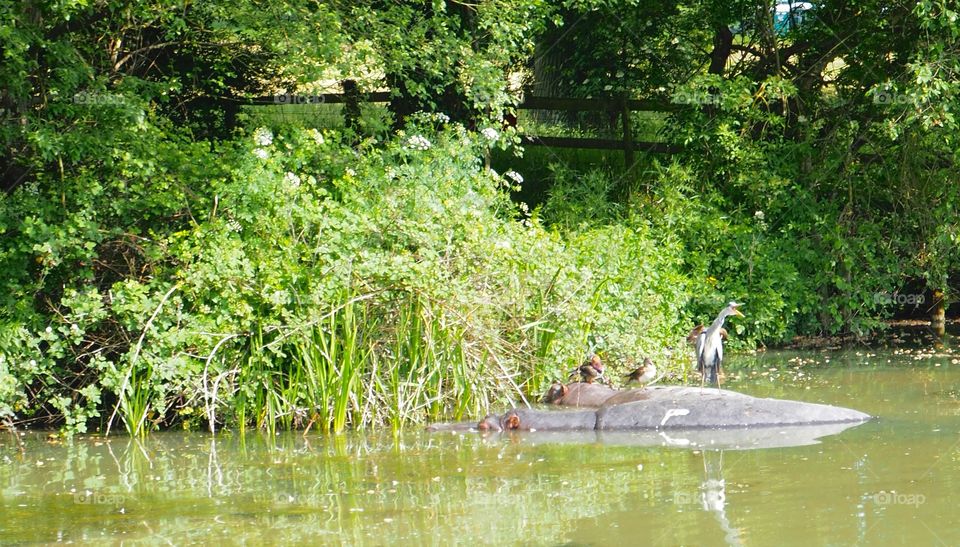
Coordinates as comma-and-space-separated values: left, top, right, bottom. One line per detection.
341, 79, 361, 134
621, 96, 635, 172
618, 96, 636, 198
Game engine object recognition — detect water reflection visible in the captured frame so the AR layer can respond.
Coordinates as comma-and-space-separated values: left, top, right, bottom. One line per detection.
499, 419, 868, 450
700, 450, 742, 546
3, 342, 960, 544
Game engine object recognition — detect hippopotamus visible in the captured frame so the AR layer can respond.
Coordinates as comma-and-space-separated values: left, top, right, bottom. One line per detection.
477, 407, 598, 432
542, 382, 619, 407
482, 386, 871, 431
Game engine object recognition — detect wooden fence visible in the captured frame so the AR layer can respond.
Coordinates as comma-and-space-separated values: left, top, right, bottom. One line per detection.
242, 84, 683, 160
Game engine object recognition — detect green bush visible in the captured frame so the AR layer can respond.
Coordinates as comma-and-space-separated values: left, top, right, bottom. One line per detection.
0, 116, 699, 434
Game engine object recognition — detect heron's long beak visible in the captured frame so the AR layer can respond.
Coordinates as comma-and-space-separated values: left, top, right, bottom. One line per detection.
731, 304, 745, 317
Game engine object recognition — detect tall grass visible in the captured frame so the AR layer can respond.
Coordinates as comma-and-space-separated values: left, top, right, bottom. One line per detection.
201, 288, 506, 434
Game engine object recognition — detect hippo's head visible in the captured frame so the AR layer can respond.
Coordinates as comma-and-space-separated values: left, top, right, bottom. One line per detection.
476, 412, 521, 432
543, 383, 570, 404
477, 414, 501, 432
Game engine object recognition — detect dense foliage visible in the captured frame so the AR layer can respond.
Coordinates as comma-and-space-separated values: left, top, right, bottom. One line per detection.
2, 0, 958, 433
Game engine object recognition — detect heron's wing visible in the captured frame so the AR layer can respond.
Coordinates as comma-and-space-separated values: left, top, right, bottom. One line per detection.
695, 332, 706, 371
699, 335, 722, 371
716, 341, 723, 372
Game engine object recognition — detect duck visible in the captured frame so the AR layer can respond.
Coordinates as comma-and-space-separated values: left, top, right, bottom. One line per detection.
623, 357, 657, 388
569, 354, 605, 384
687, 325, 728, 345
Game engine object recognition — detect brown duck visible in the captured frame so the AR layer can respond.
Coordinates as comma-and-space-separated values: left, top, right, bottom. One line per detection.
570, 354, 605, 384
623, 357, 657, 387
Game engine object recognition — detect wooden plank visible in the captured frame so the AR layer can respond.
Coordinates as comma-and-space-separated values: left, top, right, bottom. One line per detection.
519, 96, 680, 112
240, 93, 679, 112
242, 91, 392, 105
521, 136, 682, 154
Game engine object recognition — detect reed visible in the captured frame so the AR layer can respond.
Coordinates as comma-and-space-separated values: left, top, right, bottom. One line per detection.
240, 288, 496, 433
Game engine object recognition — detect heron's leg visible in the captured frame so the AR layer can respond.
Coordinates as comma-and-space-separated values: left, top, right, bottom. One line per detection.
716, 360, 723, 393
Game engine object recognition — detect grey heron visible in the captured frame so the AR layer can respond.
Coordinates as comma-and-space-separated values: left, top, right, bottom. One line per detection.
694, 302, 743, 390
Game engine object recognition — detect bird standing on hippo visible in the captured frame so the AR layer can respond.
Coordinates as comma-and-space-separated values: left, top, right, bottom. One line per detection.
693, 302, 744, 390
569, 354, 606, 384
623, 357, 657, 388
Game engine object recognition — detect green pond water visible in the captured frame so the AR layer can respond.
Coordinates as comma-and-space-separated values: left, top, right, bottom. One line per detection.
3, 328, 960, 545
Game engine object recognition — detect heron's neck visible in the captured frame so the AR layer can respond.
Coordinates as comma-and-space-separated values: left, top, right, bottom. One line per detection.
707, 310, 730, 334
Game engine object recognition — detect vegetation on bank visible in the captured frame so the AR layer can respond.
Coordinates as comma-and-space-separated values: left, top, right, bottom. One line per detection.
3, 1, 960, 434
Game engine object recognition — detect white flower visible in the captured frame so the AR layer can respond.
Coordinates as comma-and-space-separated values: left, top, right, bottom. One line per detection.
45, 326, 52, 334
285, 172, 301, 188
253, 127, 273, 147
433, 113, 450, 123
268, 290, 288, 306
253, 148, 269, 159
754, 210, 765, 220
481, 127, 500, 141
504, 170, 524, 184
226, 219, 242, 233
307, 129, 324, 145
406, 135, 432, 150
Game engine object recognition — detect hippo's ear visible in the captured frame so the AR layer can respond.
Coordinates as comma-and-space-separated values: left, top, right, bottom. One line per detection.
561, 384, 570, 396
505, 414, 521, 430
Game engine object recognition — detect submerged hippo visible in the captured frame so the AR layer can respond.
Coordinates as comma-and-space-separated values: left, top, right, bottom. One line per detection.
471, 385, 871, 432
478, 407, 597, 431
